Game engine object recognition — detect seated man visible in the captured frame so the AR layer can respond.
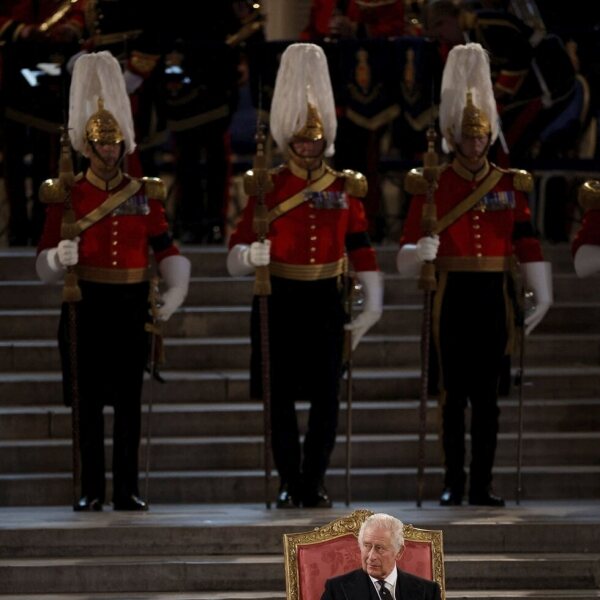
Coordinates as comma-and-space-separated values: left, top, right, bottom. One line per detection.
321, 513, 441, 599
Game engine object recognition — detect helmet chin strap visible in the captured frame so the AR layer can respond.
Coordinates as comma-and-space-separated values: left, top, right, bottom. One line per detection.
288, 143, 325, 173
89, 141, 126, 168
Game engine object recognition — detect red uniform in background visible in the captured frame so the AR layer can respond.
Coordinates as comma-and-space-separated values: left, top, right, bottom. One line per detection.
300, 0, 405, 40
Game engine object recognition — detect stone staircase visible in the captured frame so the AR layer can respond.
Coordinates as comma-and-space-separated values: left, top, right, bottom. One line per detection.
0, 244, 599, 506
0, 242, 600, 598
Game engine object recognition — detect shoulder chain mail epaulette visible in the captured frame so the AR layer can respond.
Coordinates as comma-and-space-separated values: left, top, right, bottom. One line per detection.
579, 179, 600, 211
142, 177, 166, 202
511, 169, 533, 193
339, 168, 368, 198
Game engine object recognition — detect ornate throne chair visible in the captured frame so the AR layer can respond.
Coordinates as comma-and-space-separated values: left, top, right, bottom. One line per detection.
283, 509, 446, 600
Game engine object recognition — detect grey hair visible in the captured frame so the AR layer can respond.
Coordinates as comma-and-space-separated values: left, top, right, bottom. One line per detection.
358, 513, 405, 552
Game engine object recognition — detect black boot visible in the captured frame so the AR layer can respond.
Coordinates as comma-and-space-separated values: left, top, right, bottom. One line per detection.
439, 488, 463, 506
276, 483, 300, 508
468, 489, 505, 507
113, 494, 149, 511
73, 496, 103, 512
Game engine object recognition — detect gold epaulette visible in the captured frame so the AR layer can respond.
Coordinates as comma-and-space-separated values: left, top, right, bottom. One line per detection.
339, 169, 367, 198
511, 169, 533, 193
39, 178, 66, 204
142, 177, 166, 203
579, 179, 600, 210
404, 168, 428, 195
243, 168, 276, 196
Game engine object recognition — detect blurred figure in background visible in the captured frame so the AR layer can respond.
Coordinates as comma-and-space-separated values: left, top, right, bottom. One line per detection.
0, 0, 84, 245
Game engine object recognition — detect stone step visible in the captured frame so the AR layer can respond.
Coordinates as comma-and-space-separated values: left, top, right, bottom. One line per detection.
1, 332, 599, 371
0, 271, 597, 309
1, 465, 599, 505
1, 515, 598, 557
2, 430, 598, 474
1, 301, 598, 340
1, 365, 598, 407
1, 552, 599, 594
3, 398, 599, 440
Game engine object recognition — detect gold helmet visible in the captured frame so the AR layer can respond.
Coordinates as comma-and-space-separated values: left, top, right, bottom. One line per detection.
461, 91, 491, 139
439, 43, 498, 152
292, 103, 325, 142
85, 98, 124, 146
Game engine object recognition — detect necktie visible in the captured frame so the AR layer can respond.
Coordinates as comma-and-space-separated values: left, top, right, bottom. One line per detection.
377, 580, 393, 600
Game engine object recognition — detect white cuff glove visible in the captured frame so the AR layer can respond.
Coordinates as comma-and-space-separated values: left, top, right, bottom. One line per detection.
344, 270, 383, 351
415, 235, 440, 261
227, 241, 271, 277
57, 238, 79, 267
521, 261, 553, 335
396, 236, 439, 277
36, 238, 80, 284
123, 69, 144, 94
574, 244, 600, 278
157, 255, 191, 321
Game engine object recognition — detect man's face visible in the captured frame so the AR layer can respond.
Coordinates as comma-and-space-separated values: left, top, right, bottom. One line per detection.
428, 13, 463, 46
290, 138, 325, 159
88, 141, 122, 174
457, 134, 489, 166
360, 526, 402, 580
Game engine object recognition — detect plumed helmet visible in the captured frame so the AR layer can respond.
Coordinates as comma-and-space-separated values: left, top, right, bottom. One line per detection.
270, 43, 337, 157
84, 97, 125, 145
438, 43, 498, 152
68, 51, 135, 154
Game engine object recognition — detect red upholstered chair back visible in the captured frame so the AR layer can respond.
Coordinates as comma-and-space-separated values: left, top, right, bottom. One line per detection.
283, 509, 446, 600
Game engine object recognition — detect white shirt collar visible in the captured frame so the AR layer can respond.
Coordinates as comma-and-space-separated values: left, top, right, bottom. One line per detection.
369, 568, 397, 597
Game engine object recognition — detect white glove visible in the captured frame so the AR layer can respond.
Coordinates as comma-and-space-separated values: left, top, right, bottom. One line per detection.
521, 261, 553, 335
574, 244, 600, 278
344, 270, 383, 351
35, 238, 79, 284
157, 255, 191, 321
396, 235, 440, 277
56, 238, 79, 267
123, 69, 144, 94
415, 235, 440, 262
227, 240, 271, 277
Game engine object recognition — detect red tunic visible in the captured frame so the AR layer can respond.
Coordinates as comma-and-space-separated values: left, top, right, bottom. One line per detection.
400, 159, 543, 264
229, 162, 378, 274
37, 169, 178, 273
572, 209, 600, 256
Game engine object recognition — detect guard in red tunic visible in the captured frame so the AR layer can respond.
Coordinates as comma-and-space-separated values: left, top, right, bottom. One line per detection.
397, 44, 553, 506
228, 43, 383, 508
573, 181, 600, 278
36, 52, 191, 512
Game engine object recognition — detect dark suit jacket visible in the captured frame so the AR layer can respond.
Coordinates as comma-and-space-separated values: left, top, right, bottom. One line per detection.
321, 567, 442, 600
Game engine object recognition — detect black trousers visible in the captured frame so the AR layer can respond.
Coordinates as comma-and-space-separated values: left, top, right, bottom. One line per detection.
59, 281, 149, 503
250, 276, 346, 493
436, 272, 509, 495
